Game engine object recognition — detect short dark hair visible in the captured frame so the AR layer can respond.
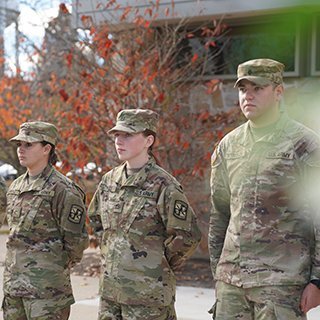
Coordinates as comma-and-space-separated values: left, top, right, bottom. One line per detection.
41, 141, 59, 165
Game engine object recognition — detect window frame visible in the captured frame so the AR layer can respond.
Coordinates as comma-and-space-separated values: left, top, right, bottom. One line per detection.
178, 14, 302, 81
311, 13, 320, 76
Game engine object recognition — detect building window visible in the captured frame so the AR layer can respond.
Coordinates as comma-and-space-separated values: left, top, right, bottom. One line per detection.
175, 32, 226, 76
176, 14, 300, 79
220, 18, 299, 76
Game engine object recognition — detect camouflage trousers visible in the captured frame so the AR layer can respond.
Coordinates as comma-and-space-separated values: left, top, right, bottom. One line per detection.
2, 294, 73, 320
209, 281, 306, 320
98, 296, 177, 320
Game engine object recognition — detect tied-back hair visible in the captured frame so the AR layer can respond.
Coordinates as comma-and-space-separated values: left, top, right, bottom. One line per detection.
41, 141, 59, 165
142, 129, 161, 166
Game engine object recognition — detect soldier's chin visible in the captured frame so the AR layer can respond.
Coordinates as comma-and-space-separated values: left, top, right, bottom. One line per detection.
117, 154, 128, 162
19, 160, 27, 167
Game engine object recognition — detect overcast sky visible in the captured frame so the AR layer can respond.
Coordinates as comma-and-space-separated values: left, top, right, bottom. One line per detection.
4, 0, 71, 75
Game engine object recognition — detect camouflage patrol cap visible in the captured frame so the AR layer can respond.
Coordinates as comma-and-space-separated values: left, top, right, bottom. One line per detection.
10, 121, 59, 146
108, 109, 159, 134
235, 58, 285, 87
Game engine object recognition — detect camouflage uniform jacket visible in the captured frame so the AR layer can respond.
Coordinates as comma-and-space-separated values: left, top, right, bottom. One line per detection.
88, 157, 201, 306
4, 165, 88, 299
0, 176, 6, 226
209, 112, 320, 288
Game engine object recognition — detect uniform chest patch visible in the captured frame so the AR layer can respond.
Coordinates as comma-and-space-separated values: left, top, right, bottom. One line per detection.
173, 200, 188, 220
266, 151, 294, 159
134, 189, 156, 198
68, 205, 84, 224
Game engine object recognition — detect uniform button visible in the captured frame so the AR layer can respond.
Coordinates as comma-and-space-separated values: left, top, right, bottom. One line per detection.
255, 207, 268, 215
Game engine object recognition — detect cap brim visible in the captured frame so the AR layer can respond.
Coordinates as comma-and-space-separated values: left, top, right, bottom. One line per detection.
234, 76, 272, 87
9, 133, 42, 143
107, 124, 137, 134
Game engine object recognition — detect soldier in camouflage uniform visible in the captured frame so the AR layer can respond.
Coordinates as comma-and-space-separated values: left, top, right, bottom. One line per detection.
209, 59, 320, 319
88, 109, 201, 320
2, 121, 88, 320
0, 176, 6, 226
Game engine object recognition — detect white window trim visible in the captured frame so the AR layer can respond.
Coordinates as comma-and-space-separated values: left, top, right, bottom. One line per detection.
284, 17, 300, 78
311, 14, 320, 76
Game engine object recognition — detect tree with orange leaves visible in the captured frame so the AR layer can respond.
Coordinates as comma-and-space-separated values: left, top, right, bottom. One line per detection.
0, 1, 244, 252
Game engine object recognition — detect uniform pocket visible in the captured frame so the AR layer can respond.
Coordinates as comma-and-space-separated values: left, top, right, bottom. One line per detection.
273, 303, 305, 320
21, 197, 43, 230
102, 199, 124, 230
20, 191, 54, 231
121, 196, 146, 232
6, 190, 20, 227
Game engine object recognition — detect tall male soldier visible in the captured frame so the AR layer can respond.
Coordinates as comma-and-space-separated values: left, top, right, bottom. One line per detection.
209, 58, 320, 319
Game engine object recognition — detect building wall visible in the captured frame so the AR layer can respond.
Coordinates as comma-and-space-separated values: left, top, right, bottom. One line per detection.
72, 0, 319, 28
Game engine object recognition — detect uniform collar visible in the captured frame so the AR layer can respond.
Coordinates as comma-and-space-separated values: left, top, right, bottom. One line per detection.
114, 157, 156, 188
19, 165, 54, 192
239, 112, 290, 146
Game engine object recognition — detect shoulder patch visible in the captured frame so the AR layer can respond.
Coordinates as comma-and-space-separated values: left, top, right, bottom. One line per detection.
173, 200, 188, 220
68, 204, 84, 224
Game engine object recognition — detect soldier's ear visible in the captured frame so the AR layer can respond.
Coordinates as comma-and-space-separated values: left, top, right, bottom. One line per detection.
275, 84, 284, 101
146, 135, 154, 148
43, 143, 52, 155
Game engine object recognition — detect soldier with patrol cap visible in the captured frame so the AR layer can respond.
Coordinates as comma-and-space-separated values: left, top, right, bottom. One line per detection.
209, 58, 320, 319
2, 121, 88, 320
88, 108, 201, 320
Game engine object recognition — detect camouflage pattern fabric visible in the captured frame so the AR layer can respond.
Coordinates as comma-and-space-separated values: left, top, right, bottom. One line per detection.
108, 108, 159, 134
2, 294, 72, 320
3, 165, 88, 301
209, 112, 320, 288
209, 281, 306, 320
88, 157, 201, 308
98, 296, 176, 320
10, 121, 59, 146
0, 176, 6, 227
235, 58, 284, 87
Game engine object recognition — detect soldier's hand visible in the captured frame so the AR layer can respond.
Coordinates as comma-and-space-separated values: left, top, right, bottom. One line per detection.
169, 255, 185, 271
300, 282, 320, 313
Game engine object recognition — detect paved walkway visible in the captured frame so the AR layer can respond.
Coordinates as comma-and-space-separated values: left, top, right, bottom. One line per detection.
69, 275, 214, 320
0, 233, 320, 319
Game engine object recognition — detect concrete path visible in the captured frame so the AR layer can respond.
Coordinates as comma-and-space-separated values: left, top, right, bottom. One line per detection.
0, 232, 320, 319
69, 276, 215, 320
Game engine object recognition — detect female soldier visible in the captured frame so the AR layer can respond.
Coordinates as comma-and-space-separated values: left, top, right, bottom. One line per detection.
3, 121, 88, 320
88, 109, 201, 320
